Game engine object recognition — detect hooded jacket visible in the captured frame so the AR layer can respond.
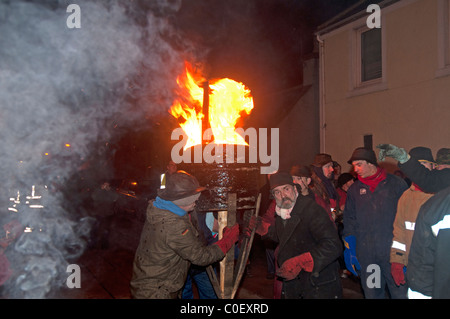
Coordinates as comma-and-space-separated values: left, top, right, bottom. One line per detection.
130, 201, 224, 299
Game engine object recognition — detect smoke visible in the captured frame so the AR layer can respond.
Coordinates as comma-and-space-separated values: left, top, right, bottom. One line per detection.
0, 0, 195, 298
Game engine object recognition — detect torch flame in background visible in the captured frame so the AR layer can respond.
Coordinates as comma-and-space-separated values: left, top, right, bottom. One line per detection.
169, 64, 205, 150
169, 62, 254, 149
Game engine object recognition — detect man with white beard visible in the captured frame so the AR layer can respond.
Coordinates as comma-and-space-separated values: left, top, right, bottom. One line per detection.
250, 172, 343, 299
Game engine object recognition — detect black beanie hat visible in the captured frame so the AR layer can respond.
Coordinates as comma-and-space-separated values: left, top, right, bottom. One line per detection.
409, 146, 435, 163
269, 172, 294, 190
347, 147, 378, 166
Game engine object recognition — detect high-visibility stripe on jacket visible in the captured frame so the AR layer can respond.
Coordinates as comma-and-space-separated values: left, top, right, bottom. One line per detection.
390, 185, 434, 265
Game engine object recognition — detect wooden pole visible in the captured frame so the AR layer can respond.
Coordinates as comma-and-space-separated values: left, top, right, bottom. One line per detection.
217, 193, 237, 299
231, 193, 261, 299
217, 210, 227, 298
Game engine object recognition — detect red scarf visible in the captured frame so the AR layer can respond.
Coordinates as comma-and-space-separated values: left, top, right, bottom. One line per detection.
413, 183, 424, 193
358, 167, 387, 192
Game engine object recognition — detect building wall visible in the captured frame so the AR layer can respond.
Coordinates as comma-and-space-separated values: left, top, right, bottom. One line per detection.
319, 0, 450, 172
277, 56, 320, 171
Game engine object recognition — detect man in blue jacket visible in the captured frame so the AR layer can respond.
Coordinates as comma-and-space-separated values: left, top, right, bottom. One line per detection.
343, 147, 408, 299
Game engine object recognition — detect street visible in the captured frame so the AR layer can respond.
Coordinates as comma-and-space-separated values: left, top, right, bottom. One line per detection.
51, 209, 363, 299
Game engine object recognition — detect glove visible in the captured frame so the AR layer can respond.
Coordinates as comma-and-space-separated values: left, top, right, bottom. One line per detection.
376, 144, 410, 163
343, 235, 361, 276
214, 224, 239, 254
391, 262, 406, 286
246, 216, 270, 237
276, 252, 314, 281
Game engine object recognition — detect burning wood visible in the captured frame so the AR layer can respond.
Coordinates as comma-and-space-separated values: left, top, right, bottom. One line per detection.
169, 62, 254, 149
169, 62, 261, 299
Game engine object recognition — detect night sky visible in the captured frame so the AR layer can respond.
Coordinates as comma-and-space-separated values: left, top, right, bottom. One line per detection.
115, 0, 361, 178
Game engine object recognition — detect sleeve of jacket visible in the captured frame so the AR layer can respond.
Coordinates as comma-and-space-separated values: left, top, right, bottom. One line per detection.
406, 208, 434, 297
390, 193, 408, 265
166, 217, 224, 267
262, 222, 279, 243
399, 157, 450, 193
308, 202, 343, 274
342, 186, 357, 238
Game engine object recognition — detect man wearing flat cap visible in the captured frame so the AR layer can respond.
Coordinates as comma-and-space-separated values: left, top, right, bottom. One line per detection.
343, 147, 408, 298
251, 171, 343, 299
130, 171, 239, 299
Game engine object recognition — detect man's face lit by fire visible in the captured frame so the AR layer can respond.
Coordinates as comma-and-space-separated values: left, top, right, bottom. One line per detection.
352, 160, 377, 178
272, 184, 298, 209
322, 162, 334, 179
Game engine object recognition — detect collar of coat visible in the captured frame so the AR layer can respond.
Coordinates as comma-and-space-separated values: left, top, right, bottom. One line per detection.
153, 196, 187, 216
276, 196, 314, 254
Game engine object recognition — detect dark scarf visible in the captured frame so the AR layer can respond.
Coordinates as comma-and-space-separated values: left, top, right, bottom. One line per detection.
312, 165, 338, 200
358, 167, 387, 192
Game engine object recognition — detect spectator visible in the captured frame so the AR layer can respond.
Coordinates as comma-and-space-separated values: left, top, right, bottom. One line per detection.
390, 147, 435, 290
251, 172, 343, 299
290, 165, 315, 200
336, 173, 356, 212
160, 161, 177, 189
343, 147, 408, 299
333, 161, 342, 188
435, 148, 450, 170
311, 154, 340, 220
407, 186, 450, 298
377, 143, 450, 193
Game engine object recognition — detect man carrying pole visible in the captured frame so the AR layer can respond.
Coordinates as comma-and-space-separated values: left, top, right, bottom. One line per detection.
130, 171, 239, 299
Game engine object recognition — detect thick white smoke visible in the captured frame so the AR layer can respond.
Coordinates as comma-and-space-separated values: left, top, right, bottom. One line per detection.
0, 0, 193, 298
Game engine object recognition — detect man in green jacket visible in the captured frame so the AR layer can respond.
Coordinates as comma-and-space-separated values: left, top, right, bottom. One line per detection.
130, 171, 239, 299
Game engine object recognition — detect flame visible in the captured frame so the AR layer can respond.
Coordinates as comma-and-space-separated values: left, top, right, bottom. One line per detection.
169, 64, 205, 150
169, 62, 253, 149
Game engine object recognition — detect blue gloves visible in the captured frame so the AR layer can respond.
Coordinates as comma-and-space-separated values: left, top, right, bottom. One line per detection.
343, 235, 361, 276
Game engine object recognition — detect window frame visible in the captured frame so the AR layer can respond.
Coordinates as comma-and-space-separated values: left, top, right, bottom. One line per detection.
348, 22, 387, 97
436, 0, 450, 78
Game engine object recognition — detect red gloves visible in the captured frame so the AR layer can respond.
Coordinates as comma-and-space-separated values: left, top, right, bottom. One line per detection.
277, 252, 314, 281
391, 262, 406, 286
247, 216, 270, 237
214, 224, 239, 254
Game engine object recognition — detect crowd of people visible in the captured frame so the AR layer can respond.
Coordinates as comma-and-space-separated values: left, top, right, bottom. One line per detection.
130, 144, 450, 299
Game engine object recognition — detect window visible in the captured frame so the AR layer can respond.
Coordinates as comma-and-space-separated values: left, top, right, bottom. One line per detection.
349, 23, 386, 97
436, 0, 450, 77
361, 28, 382, 82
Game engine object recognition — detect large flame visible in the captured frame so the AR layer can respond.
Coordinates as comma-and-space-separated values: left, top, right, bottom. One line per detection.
169, 63, 253, 150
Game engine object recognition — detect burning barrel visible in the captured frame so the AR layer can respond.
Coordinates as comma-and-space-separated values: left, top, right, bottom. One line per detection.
178, 144, 261, 212
169, 62, 261, 298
